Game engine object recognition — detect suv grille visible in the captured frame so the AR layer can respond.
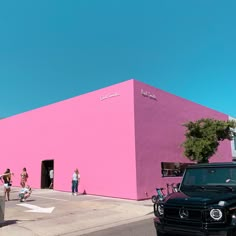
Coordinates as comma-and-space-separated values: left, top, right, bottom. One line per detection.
165, 207, 202, 220
164, 205, 203, 228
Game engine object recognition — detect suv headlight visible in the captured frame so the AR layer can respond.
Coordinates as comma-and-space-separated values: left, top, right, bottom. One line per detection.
158, 204, 164, 215
210, 209, 223, 221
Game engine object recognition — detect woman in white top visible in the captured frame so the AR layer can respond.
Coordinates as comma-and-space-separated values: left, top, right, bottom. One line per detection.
2, 168, 13, 201
72, 168, 80, 196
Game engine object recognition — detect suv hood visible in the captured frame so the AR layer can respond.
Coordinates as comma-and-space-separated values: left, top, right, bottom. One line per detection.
165, 191, 236, 206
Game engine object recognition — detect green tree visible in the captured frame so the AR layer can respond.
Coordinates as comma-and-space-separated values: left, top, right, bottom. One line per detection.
182, 118, 236, 163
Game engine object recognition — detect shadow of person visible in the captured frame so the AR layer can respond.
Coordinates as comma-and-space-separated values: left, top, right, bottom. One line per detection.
5, 198, 35, 202
23, 199, 35, 202
6, 198, 23, 202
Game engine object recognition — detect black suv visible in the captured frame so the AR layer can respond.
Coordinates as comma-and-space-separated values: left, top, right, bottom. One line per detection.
154, 162, 236, 236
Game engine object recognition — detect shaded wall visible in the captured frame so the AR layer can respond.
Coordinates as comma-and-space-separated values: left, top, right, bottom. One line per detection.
133, 80, 232, 200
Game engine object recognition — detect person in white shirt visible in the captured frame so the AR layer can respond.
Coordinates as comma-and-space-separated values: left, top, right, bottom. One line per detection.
72, 168, 80, 196
49, 168, 54, 189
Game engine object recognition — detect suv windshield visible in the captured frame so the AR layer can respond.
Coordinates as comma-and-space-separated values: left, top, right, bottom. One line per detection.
181, 166, 236, 190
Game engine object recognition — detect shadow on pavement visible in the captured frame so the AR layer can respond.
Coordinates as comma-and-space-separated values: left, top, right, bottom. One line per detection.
6, 198, 36, 203
0, 219, 36, 228
0, 220, 18, 228
145, 211, 154, 216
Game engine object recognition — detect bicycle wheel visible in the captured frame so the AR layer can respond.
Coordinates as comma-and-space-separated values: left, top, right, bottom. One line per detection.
151, 195, 158, 203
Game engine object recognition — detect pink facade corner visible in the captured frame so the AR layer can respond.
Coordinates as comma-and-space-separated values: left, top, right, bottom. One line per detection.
0, 79, 233, 200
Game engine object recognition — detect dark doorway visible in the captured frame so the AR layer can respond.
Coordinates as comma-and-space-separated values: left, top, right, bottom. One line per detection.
41, 160, 54, 189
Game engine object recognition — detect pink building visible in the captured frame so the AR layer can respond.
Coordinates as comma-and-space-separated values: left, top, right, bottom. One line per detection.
0, 79, 233, 200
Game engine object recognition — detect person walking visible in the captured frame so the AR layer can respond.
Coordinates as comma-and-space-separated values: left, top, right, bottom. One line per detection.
72, 168, 80, 196
2, 168, 13, 201
20, 167, 29, 188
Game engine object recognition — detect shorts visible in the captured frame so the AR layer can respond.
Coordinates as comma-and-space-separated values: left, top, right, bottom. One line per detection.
4, 183, 10, 189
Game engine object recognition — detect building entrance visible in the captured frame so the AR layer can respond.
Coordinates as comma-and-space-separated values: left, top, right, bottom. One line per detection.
41, 160, 54, 189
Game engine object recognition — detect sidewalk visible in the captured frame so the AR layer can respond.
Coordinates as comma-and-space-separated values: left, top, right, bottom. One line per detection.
0, 187, 154, 236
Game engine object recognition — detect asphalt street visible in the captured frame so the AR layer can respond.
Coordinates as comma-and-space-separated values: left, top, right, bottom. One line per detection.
82, 218, 156, 236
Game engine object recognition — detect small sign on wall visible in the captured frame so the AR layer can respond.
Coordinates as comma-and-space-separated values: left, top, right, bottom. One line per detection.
100, 93, 120, 101
141, 89, 157, 100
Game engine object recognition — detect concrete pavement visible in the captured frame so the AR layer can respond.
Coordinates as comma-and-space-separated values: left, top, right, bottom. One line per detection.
0, 187, 154, 236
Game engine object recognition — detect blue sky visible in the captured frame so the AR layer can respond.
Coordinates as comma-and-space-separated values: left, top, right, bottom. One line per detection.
1, 0, 236, 118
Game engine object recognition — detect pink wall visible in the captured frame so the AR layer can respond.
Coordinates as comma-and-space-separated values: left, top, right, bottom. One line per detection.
133, 80, 232, 200
0, 80, 137, 199
0, 79, 233, 200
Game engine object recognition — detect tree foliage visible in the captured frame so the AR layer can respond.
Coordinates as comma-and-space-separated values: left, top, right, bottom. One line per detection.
182, 118, 236, 163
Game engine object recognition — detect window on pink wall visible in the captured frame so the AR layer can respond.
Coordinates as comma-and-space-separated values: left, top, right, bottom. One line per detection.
161, 162, 195, 177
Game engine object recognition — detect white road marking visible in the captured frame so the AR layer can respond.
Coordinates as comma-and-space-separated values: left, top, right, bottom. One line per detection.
17, 203, 55, 213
